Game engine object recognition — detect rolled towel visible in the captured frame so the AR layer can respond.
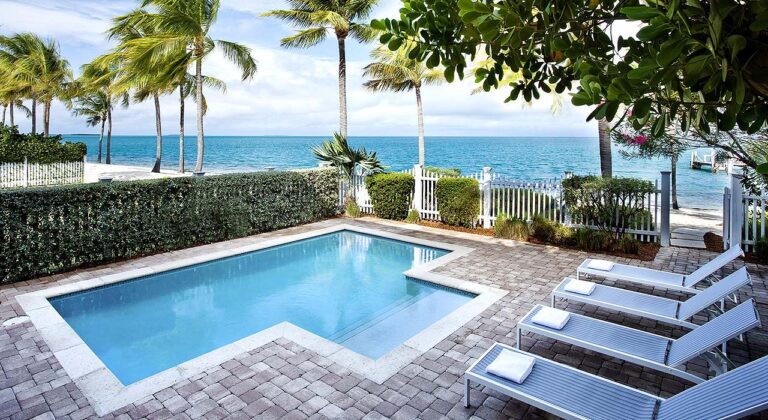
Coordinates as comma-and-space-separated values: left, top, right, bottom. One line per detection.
587, 259, 614, 271
531, 307, 570, 330
486, 349, 536, 384
564, 278, 596, 295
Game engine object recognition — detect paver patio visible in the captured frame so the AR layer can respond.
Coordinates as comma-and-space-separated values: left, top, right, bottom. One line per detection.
1, 217, 766, 419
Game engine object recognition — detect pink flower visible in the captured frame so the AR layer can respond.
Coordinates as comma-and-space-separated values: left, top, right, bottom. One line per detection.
634, 135, 648, 145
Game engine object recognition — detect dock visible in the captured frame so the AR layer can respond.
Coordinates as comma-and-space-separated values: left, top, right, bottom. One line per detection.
690, 148, 727, 173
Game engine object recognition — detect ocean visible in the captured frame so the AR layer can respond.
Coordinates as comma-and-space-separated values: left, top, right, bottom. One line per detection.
63, 134, 729, 210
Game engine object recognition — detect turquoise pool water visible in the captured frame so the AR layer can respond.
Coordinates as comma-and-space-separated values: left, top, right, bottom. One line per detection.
49, 231, 474, 385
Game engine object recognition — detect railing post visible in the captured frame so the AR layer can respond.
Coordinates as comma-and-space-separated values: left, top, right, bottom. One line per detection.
482, 167, 492, 228
722, 187, 731, 249
413, 164, 423, 216
660, 171, 671, 247
729, 173, 743, 250
23, 157, 29, 187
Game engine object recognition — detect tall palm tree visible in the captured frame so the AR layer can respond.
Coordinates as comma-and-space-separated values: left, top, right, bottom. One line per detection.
598, 118, 612, 177
0, 33, 38, 132
175, 73, 226, 173
113, 0, 257, 173
72, 90, 110, 163
363, 44, 443, 166
263, 0, 379, 138
80, 61, 128, 165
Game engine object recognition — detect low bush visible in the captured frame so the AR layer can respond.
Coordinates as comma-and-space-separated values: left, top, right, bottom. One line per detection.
405, 208, 420, 223
553, 224, 576, 246
425, 166, 461, 177
530, 215, 557, 242
0, 168, 339, 283
617, 234, 640, 254
0, 124, 86, 163
494, 213, 530, 240
436, 177, 480, 227
344, 197, 362, 218
754, 238, 768, 262
365, 172, 414, 220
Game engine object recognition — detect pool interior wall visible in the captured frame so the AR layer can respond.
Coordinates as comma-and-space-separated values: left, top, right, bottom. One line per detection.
49, 231, 475, 385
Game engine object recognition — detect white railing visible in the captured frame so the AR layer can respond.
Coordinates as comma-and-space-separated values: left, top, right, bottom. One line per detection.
0, 157, 85, 188
342, 164, 669, 243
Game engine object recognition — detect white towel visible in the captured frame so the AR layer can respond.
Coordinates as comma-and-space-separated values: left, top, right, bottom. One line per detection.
531, 307, 570, 330
564, 278, 596, 295
587, 259, 614, 271
486, 349, 536, 384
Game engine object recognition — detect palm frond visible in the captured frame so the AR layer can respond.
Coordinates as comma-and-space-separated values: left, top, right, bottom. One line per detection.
215, 40, 257, 80
280, 27, 328, 49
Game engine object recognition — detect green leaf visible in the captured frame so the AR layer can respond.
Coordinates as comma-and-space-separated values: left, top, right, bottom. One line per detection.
621, 6, 664, 20
657, 40, 686, 66
633, 97, 653, 119
370, 19, 386, 31
637, 23, 671, 41
757, 162, 768, 175
444, 66, 455, 83
426, 51, 440, 68
387, 38, 402, 51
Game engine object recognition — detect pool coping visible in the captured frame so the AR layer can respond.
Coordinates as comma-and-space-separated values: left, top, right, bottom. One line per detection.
16, 224, 508, 416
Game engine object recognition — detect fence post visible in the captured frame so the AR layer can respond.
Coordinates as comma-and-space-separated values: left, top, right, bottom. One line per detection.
729, 173, 743, 250
482, 167, 492, 228
413, 164, 423, 216
722, 187, 731, 249
23, 157, 29, 187
660, 171, 671, 247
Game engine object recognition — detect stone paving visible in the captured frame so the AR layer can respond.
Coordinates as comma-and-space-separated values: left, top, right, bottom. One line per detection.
1, 217, 767, 419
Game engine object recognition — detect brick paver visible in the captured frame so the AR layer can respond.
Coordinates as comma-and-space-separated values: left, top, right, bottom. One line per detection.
1, 218, 766, 419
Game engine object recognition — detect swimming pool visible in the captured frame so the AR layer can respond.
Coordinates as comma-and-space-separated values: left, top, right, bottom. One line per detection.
48, 230, 475, 385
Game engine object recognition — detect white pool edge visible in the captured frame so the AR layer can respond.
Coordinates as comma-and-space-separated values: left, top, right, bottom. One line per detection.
17, 224, 507, 416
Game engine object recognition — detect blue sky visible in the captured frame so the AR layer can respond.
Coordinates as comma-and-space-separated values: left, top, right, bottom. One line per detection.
0, 0, 599, 137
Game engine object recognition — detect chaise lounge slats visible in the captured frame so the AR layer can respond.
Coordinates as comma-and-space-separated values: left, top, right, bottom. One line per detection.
552, 267, 752, 329
656, 355, 768, 420
576, 246, 744, 293
466, 344, 659, 420
466, 343, 768, 420
520, 305, 669, 363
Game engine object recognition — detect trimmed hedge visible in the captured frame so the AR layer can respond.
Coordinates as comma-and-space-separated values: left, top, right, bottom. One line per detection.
0, 168, 338, 283
436, 177, 480, 227
365, 172, 414, 220
0, 125, 87, 163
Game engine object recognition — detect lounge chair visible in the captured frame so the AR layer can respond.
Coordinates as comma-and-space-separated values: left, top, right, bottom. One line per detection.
551, 266, 751, 329
464, 343, 768, 419
516, 299, 760, 383
576, 246, 744, 293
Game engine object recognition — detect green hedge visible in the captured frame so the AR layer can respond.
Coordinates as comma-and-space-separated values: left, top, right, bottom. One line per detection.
0, 125, 87, 163
365, 172, 414, 220
0, 168, 338, 283
436, 177, 480, 227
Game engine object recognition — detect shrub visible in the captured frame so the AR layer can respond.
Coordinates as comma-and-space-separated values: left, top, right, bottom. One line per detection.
425, 166, 461, 177
436, 177, 480, 227
617, 234, 640, 254
754, 238, 768, 262
494, 213, 530, 240
530, 215, 557, 242
563, 175, 655, 238
0, 168, 339, 283
344, 197, 361, 218
553, 224, 576, 246
405, 208, 420, 223
0, 124, 86, 163
365, 172, 414, 220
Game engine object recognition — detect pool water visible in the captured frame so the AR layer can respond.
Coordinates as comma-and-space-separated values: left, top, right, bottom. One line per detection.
50, 231, 474, 385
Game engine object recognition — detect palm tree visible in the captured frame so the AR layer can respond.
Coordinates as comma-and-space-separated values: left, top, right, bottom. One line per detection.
80, 60, 128, 165
313, 132, 385, 187
263, 0, 379, 138
598, 118, 612, 177
0, 33, 37, 132
72, 90, 110, 162
175, 73, 226, 173
113, 0, 257, 173
363, 44, 443, 166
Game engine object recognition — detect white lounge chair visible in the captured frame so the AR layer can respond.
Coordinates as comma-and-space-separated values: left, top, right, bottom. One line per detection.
464, 343, 768, 419
516, 299, 760, 383
576, 246, 744, 293
551, 266, 752, 329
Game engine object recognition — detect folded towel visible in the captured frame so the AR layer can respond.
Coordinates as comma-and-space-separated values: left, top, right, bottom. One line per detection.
486, 349, 536, 384
531, 307, 571, 330
564, 278, 596, 295
587, 259, 615, 271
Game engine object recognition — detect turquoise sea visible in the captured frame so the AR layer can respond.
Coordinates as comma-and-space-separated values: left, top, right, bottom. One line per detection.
64, 134, 729, 210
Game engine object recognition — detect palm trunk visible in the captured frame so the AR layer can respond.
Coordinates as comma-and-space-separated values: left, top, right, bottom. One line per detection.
194, 56, 204, 173
179, 85, 185, 173
9, 101, 14, 126
671, 153, 679, 210
151, 92, 162, 173
598, 118, 612, 177
43, 101, 51, 138
337, 36, 348, 138
1, 105, 6, 125
31, 96, 37, 134
415, 85, 425, 166
97, 118, 105, 163
106, 100, 113, 165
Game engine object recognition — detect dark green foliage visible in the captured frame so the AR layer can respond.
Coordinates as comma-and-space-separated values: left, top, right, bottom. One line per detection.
405, 208, 420, 223
617, 234, 640, 254
494, 213, 530, 240
425, 166, 461, 177
365, 173, 414, 220
435, 177, 480, 227
563, 175, 654, 238
754, 238, 768, 262
574, 227, 618, 252
0, 169, 338, 283
0, 124, 86, 163
553, 224, 576, 246
530, 215, 557, 242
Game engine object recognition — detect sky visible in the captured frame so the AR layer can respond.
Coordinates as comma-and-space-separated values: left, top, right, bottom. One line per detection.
0, 0, 600, 137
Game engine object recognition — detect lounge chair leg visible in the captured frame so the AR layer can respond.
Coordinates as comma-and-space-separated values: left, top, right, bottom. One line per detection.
464, 378, 471, 408
550, 293, 555, 307
516, 327, 521, 349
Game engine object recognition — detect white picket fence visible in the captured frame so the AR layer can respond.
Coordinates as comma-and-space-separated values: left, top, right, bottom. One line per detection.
0, 157, 85, 188
341, 165, 669, 243
723, 172, 765, 251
